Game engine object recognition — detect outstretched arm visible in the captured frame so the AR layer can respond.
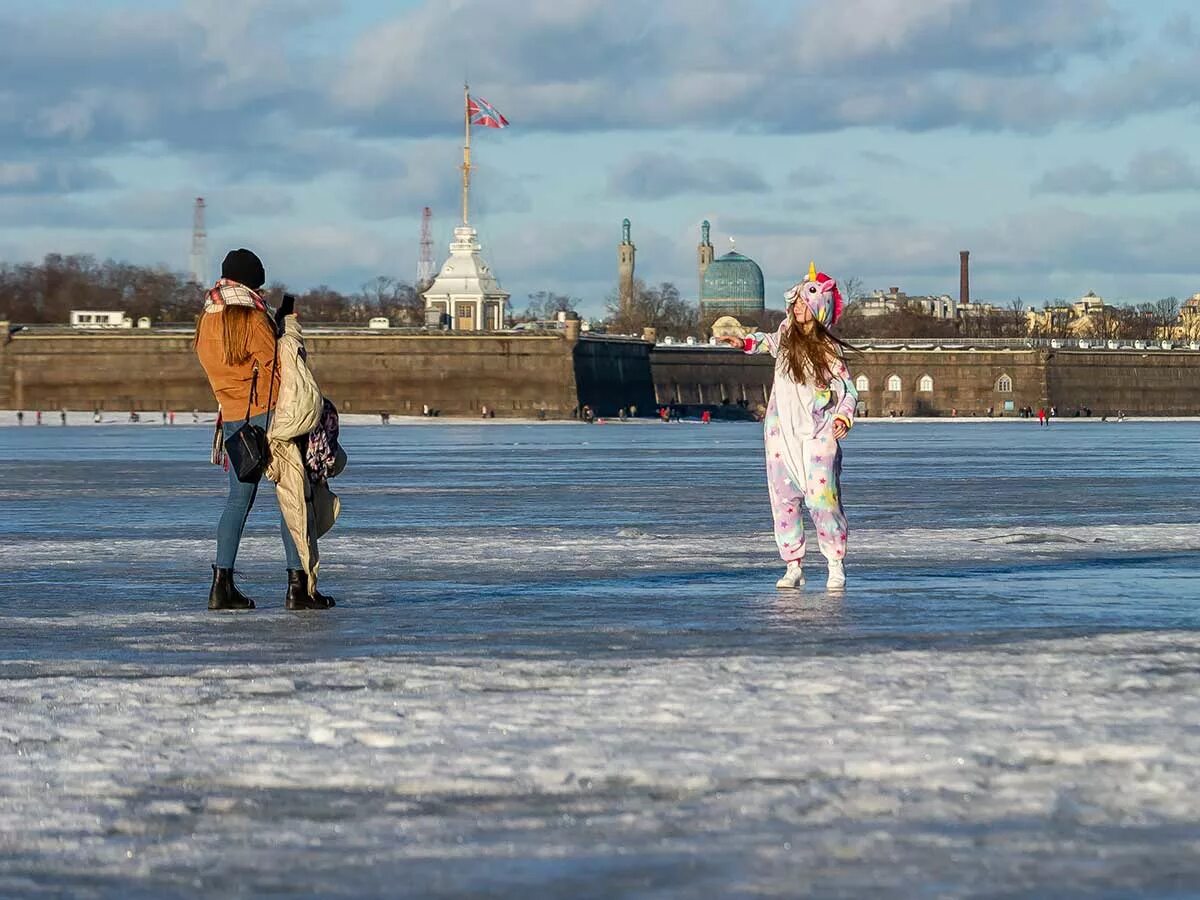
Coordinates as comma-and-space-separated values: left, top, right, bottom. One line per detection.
716, 329, 780, 356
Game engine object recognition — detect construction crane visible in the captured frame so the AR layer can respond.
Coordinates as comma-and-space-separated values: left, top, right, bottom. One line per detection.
417, 206, 435, 291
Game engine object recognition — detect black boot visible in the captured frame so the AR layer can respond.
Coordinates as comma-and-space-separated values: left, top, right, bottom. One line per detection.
285, 569, 336, 610
208, 565, 255, 611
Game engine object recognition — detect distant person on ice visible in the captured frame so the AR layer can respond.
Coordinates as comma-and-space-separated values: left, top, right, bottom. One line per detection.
194, 249, 341, 612
718, 263, 857, 591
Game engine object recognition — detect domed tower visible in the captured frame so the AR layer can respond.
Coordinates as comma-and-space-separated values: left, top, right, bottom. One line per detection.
697, 220, 714, 302
700, 246, 765, 321
618, 218, 636, 315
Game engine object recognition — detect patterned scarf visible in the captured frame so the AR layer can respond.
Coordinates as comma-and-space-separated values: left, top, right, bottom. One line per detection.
206, 277, 271, 469
305, 399, 341, 482
204, 277, 269, 314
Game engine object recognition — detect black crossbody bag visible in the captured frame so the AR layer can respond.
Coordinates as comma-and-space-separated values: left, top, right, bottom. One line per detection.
224, 339, 278, 484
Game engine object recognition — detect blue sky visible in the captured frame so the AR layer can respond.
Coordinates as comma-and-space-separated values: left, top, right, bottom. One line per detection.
3, 0, 1200, 316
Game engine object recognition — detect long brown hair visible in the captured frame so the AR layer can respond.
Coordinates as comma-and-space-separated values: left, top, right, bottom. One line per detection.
192, 305, 267, 366
779, 319, 857, 385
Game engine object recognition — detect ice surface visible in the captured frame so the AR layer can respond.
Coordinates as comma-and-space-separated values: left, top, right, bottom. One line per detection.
2, 421, 1200, 897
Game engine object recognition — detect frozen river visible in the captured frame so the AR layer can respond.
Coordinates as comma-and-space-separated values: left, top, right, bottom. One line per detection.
2, 420, 1199, 897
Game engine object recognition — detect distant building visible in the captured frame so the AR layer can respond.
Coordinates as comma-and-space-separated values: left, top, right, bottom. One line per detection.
956, 300, 999, 319
1027, 291, 1108, 336
1026, 304, 1074, 334
421, 225, 509, 331
917, 295, 956, 319
70, 311, 131, 329
856, 287, 905, 317
1073, 291, 1106, 315
856, 287, 956, 319
699, 241, 765, 320
1164, 293, 1200, 342
1181, 294, 1200, 325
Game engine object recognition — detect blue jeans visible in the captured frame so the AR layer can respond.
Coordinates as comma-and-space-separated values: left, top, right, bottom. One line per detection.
216, 412, 301, 570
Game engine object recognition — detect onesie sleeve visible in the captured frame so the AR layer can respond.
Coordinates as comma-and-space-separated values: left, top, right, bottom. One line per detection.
741, 321, 785, 357
831, 355, 858, 430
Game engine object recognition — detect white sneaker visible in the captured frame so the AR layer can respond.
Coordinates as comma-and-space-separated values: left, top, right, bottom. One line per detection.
826, 559, 846, 590
776, 561, 805, 589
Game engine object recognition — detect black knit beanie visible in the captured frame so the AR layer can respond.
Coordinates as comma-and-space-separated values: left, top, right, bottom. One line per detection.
221, 249, 265, 290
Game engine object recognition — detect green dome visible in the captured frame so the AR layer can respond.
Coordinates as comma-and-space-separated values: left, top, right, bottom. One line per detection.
701, 251, 764, 312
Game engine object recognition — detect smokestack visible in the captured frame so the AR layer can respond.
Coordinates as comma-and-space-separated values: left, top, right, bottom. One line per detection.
959, 250, 970, 306
960, 250, 969, 307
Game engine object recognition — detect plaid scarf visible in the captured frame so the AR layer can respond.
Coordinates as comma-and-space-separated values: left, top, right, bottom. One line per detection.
204, 277, 269, 313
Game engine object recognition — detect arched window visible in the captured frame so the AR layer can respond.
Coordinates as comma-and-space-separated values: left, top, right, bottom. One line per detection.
918, 374, 933, 392
886, 374, 902, 392
854, 374, 870, 392
996, 374, 1013, 393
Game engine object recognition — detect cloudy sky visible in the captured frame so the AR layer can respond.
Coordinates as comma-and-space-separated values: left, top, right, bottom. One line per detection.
2, 0, 1200, 315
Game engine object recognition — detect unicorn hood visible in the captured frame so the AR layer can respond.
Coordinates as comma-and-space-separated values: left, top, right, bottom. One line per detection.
785, 262, 843, 327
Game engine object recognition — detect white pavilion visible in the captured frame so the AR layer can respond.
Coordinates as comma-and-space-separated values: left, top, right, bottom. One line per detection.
421, 225, 509, 331
421, 85, 511, 331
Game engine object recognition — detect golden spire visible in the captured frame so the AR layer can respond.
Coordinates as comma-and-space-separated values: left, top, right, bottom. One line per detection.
462, 82, 472, 225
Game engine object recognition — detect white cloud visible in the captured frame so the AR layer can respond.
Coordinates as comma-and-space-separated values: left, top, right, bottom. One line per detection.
607, 153, 769, 199
1033, 162, 1118, 196
1035, 149, 1200, 195
0, 161, 115, 194
1125, 148, 1200, 192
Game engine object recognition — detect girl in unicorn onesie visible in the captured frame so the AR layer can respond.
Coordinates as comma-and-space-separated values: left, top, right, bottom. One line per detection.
718, 264, 858, 590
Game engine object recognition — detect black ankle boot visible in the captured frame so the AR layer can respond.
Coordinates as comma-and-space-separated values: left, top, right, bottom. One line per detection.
208, 565, 255, 611
285, 569, 336, 610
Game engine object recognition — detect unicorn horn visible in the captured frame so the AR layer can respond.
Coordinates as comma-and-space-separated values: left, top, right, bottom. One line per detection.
807, 261, 818, 282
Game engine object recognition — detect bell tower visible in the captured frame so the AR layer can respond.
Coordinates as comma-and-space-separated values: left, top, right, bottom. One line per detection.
698, 219, 714, 301
618, 218, 636, 314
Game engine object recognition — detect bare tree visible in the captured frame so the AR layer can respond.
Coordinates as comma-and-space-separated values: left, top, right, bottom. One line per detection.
605, 280, 697, 339
840, 275, 864, 302
0, 255, 413, 325
517, 291, 580, 323
1006, 298, 1026, 338
1153, 297, 1180, 338
358, 276, 422, 323
837, 303, 957, 340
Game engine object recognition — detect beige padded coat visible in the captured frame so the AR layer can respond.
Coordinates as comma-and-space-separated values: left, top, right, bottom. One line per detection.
266, 316, 341, 595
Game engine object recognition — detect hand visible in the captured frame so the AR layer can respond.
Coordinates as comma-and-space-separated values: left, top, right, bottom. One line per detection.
832, 419, 849, 441
716, 334, 743, 348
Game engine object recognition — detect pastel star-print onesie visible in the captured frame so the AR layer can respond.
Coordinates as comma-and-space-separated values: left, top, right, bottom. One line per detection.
743, 322, 858, 563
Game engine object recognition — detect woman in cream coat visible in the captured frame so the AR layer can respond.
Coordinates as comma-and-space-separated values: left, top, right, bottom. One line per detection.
267, 313, 345, 610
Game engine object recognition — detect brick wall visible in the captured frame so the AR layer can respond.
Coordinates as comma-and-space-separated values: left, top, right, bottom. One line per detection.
649, 347, 1048, 417
5, 326, 1200, 418
0, 329, 581, 418
1048, 350, 1200, 416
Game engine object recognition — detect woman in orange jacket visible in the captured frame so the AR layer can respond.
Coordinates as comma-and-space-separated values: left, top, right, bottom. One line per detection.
194, 249, 331, 611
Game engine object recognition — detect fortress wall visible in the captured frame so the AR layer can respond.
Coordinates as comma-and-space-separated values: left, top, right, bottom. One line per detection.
5, 324, 1200, 419
851, 349, 1047, 417
303, 333, 578, 417
0, 329, 581, 418
3, 330, 211, 414
649, 347, 1049, 417
1047, 350, 1200, 416
573, 336, 657, 417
